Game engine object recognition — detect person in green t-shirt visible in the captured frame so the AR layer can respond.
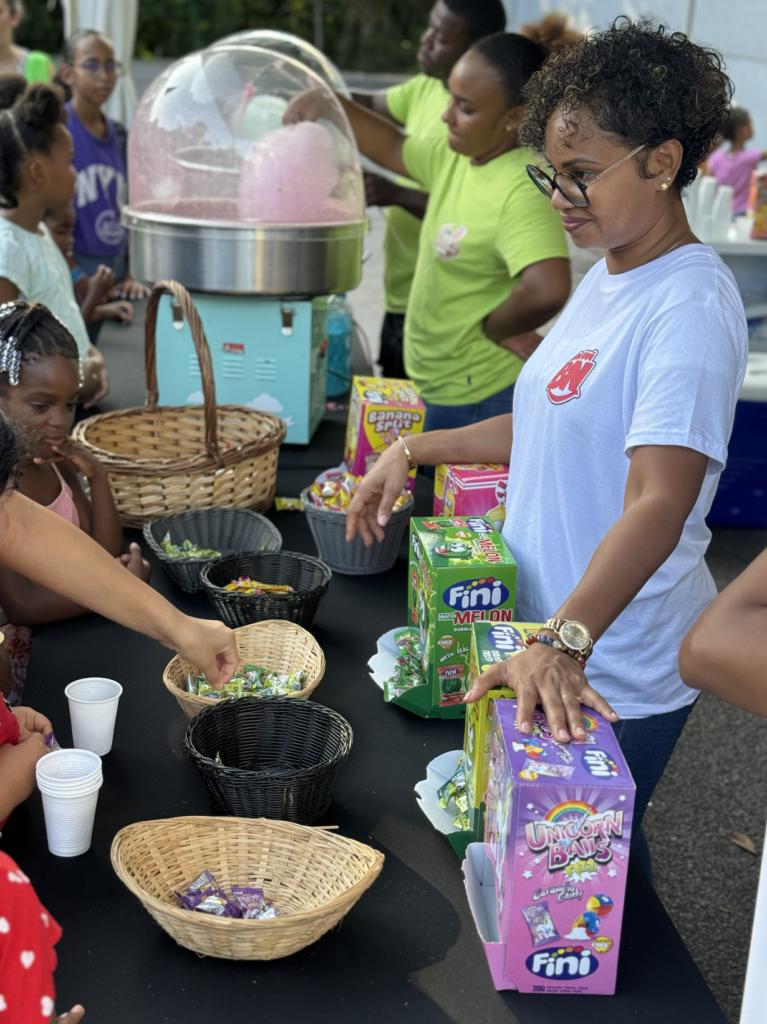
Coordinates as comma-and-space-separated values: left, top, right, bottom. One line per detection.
285, 32, 571, 430
351, 0, 506, 379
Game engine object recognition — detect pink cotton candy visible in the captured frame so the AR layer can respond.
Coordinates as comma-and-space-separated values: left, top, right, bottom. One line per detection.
238, 121, 340, 224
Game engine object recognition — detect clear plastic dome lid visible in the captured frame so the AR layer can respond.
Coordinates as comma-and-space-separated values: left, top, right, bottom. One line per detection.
210, 30, 351, 98
127, 45, 364, 226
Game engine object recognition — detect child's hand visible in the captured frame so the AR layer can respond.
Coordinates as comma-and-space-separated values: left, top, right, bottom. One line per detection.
98, 299, 134, 324
11, 705, 53, 741
118, 542, 152, 583
35, 439, 105, 480
52, 1006, 85, 1023
87, 264, 116, 306
111, 275, 150, 301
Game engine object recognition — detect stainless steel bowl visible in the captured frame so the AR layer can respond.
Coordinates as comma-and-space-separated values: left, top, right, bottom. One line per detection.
124, 205, 367, 296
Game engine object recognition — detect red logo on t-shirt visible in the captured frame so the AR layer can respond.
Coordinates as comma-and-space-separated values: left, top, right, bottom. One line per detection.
546, 349, 599, 405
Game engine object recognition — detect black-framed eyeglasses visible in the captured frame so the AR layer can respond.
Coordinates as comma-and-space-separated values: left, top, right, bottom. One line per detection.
526, 144, 645, 208
76, 58, 122, 75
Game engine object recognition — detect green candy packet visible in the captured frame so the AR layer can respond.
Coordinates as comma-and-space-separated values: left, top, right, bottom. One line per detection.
160, 533, 221, 560
192, 666, 306, 700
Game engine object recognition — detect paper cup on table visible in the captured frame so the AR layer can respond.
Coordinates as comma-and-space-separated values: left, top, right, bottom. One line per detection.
36, 749, 103, 857
65, 677, 123, 755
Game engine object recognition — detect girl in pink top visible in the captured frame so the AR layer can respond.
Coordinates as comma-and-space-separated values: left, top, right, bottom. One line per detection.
0, 300, 149, 701
707, 106, 767, 214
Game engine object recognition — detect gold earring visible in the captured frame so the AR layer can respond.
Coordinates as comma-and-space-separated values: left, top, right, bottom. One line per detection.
505, 125, 512, 132
660, 182, 669, 191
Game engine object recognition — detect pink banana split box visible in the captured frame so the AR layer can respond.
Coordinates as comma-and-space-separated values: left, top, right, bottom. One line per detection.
466, 699, 635, 994
432, 463, 508, 529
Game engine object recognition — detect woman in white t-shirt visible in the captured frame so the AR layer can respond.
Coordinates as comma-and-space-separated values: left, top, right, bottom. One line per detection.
346, 19, 747, 879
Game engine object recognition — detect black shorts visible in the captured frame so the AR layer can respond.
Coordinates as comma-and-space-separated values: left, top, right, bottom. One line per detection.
379, 312, 407, 380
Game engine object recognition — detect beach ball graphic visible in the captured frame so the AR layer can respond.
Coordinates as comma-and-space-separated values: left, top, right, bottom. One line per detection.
587, 894, 614, 918
574, 911, 601, 937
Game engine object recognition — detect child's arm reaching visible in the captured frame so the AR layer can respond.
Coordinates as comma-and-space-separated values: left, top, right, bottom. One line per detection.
78, 265, 115, 326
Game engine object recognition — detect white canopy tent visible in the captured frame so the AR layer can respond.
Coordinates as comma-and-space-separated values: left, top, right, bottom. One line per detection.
60, 0, 139, 127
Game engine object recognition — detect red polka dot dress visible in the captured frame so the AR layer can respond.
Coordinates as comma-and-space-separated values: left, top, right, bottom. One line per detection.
0, 851, 62, 1020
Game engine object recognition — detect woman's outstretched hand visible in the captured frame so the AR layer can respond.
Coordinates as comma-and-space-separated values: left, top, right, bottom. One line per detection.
283, 88, 332, 126
346, 441, 411, 546
464, 642, 619, 742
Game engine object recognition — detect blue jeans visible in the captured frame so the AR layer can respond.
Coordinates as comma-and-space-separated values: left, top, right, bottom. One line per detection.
611, 702, 695, 882
422, 384, 515, 478
423, 382, 515, 433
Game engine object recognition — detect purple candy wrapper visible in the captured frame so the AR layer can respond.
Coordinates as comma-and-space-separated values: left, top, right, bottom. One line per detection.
44, 731, 60, 752
520, 901, 561, 948
231, 886, 265, 917
174, 869, 241, 918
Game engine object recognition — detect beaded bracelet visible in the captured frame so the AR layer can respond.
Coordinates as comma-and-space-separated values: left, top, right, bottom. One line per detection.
526, 633, 587, 670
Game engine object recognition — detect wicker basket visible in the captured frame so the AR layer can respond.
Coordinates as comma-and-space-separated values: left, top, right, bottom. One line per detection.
143, 508, 282, 594
184, 697, 353, 824
72, 281, 286, 527
111, 816, 384, 960
201, 551, 331, 628
163, 620, 325, 720
301, 488, 414, 575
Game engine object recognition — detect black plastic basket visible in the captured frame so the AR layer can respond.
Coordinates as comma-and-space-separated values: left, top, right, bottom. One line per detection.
300, 488, 414, 575
143, 508, 282, 593
200, 550, 331, 629
184, 696, 353, 824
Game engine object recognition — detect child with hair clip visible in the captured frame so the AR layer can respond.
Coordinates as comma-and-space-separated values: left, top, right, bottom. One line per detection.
0, 75, 109, 407
57, 28, 147, 345
0, 300, 149, 702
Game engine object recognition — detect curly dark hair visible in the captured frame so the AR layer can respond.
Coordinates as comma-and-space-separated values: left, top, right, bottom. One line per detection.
0, 81, 65, 209
519, 18, 733, 191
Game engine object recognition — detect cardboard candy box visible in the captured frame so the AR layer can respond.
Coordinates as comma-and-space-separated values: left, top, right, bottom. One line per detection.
749, 171, 767, 239
344, 376, 425, 491
433, 464, 509, 530
465, 699, 635, 995
401, 516, 517, 719
464, 621, 542, 839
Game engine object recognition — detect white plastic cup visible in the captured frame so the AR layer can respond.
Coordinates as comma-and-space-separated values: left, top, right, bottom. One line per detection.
36, 749, 103, 857
65, 677, 123, 755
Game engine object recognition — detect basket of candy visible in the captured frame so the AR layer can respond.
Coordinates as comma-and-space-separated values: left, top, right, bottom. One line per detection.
184, 696, 353, 824
300, 474, 414, 576
200, 551, 331, 629
163, 620, 325, 719
111, 816, 384, 960
143, 508, 283, 593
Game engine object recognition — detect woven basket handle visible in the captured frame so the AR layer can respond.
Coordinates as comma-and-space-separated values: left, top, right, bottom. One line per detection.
144, 280, 220, 460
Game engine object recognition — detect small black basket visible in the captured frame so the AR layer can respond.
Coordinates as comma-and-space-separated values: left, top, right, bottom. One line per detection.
184, 696, 353, 824
200, 550, 332, 629
143, 508, 282, 594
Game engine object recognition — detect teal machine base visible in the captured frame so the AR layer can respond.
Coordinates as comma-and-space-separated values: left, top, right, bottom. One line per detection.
154, 293, 328, 445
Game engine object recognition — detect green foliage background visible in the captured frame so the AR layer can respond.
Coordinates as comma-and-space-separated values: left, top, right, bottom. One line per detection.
18, 0, 431, 72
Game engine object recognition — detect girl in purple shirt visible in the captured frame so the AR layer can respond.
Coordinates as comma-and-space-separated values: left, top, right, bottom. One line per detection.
58, 28, 147, 339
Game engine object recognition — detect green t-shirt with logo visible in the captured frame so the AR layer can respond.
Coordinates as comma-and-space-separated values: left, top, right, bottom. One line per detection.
401, 136, 569, 406
383, 75, 449, 314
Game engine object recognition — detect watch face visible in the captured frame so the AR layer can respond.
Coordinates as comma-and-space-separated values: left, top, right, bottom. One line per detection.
561, 620, 590, 651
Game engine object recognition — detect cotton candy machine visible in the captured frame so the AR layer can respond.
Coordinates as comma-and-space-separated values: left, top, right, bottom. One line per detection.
123, 45, 367, 443
212, 29, 351, 98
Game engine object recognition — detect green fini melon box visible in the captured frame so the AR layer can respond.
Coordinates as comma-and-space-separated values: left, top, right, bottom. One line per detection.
402, 516, 517, 719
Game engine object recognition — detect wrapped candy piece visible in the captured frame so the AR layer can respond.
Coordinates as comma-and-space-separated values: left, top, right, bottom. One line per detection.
383, 628, 426, 702
193, 666, 306, 700
310, 472, 408, 514
174, 869, 240, 917
160, 534, 221, 560
223, 577, 296, 595
231, 885, 265, 917
274, 497, 303, 511
44, 731, 60, 752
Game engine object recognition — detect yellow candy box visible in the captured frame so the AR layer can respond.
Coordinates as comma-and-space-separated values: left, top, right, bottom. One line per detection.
344, 376, 425, 490
464, 621, 542, 831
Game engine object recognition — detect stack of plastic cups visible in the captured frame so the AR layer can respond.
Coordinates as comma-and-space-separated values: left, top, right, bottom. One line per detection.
36, 750, 103, 857
65, 677, 123, 755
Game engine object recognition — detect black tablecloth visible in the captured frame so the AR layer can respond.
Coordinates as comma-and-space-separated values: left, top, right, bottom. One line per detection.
2, 417, 725, 1023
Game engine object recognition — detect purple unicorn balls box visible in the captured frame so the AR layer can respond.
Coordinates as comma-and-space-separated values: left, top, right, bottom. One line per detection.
463, 699, 635, 994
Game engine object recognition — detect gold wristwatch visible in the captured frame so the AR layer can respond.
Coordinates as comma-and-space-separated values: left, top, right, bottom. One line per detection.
543, 618, 594, 662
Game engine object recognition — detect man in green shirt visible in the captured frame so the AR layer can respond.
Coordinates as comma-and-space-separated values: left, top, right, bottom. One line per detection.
352, 0, 506, 378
